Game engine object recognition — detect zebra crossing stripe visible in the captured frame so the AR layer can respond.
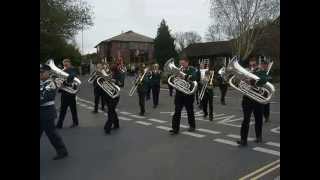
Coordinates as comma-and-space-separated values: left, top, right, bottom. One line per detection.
226, 134, 255, 141
148, 118, 167, 123
197, 128, 221, 134
253, 147, 280, 156
179, 124, 188, 128
181, 132, 206, 138
129, 114, 146, 119
119, 111, 132, 115
213, 138, 238, 146
135, 121, 152, 126
156, 126, 172, 131
265, 142, 280, 148
118, 116, 133, 121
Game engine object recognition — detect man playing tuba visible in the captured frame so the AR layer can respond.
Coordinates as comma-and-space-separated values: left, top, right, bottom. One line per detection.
169, 57, 198, 135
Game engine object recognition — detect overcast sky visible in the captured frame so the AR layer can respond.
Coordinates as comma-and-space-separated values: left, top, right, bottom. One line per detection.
74, 0, 212, 54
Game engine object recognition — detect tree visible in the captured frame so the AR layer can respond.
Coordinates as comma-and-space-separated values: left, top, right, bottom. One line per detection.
154, 19, 178, 69
205, 24, 222, 42
174, 31, 202, 52
40, 0, 94, 65
209, 0, 280, 61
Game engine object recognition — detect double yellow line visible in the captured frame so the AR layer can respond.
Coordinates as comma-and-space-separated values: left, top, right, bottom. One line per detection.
239, 159, 280, 180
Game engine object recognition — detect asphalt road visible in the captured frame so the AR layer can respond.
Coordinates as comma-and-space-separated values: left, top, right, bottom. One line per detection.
40, 74, 280, 180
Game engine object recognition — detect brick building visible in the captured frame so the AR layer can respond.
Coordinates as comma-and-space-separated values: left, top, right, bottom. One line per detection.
94, 30, 154, 65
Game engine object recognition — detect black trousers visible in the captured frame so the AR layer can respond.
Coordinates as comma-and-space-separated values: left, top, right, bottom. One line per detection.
57, 92, 79, 127
94, 88, 105, 111
263, 103, 270, 119
152, 85, 160, 106
104, 96, 120, 132
240, 97, 263, 142
138, 91, 145, 113
201, 92, 213, 117
172, 93, 195, 131
146, 86, 151, 100
168, 84, 173, 96
40, 107, 67, 154
219, 84, 228, 102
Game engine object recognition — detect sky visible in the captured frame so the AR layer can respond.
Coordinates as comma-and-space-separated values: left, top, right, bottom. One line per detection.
74, 0, 213, 54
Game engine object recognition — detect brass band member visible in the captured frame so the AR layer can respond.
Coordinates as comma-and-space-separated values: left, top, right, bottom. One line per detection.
201, 66, 215, 121
137, 64, 150, 116
218, 65, 228, 105
150, 63, 161, 108
237, 58, 269, 147
104, 63, 124, 134
169, 58, 197, 135
260, 60, 272, 122
92, 63, 106, 113
40, 64, 68, 160
56, 59, 79, 129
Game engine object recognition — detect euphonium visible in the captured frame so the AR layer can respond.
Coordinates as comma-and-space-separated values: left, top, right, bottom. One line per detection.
46, 59, 81, 94
164, 58, 198, 95
129, 67, 149, 96
223, 56, 275, 104
96, 69, 121, 99
199, 70, 214, 101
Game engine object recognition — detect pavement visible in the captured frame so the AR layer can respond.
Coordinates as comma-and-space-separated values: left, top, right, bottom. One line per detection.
40, 74, 280, 180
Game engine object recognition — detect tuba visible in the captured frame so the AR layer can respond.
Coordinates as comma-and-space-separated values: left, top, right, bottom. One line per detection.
223, 56, 275, 104
46, 59, 81, 94
96, 69, 121, 99
199, 70, 214, 101
164, 58, 198, 95
129, 67, 149, 96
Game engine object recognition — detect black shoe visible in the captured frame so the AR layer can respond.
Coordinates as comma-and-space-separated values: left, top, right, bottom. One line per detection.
69, 124, 78, 128
104, 130, 111, 134
203, 113, 208, 118
169, 129, 179, 135
53, 152, 68, 160
188, 127, 195, 132
255, 137, 262, 143
209, 116, 213, 121
112, 126, 120, 130
139, 112, 145, 116
92, 110, 98, 114
237, 140, 248, 147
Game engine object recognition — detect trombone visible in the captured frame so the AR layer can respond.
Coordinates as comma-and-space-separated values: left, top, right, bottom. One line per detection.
129, 67, 149, 96
199, 70, 215, 101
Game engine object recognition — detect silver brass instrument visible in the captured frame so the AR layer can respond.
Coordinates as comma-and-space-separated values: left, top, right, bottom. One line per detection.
222, 56, 275, 104
164, 58, 198, 95
129, 67, 149, 96
46, 59, 81, 94
199, 70, 214, 101
96, 69, 121, 99
88, 71, 98, 84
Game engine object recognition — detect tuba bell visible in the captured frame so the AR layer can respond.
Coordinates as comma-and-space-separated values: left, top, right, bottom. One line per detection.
96, 68, 121, 99
222, 56, 275, 104
164, 58, 198, 95
46, 59, 81, 94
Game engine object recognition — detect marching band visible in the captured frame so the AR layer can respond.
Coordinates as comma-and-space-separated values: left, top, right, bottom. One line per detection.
40, 55, 275, 159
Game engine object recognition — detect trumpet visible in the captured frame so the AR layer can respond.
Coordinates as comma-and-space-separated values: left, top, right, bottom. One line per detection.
199, 70, 214, 101
129, 67, 149, 96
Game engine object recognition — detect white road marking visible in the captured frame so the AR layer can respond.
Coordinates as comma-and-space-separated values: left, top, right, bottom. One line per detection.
129, 114, 146, 119
253, 147, 280, 156
118, 116, 133, 121
135, 121, 152, 126
213, 138, 238, 146
181, 131, 206, 138
148, 118, 167, 123
197, 128, 221, 134
213, 113, 226, 117
179, 124, 188, 128
119, 111, 132, 115
77, 97, 95, 105
226, 134, 254, 141
238, 159, 280, 180
265, 142, 280, 148
270, 126, 280, 134
156, 126, 172, 131
86, 106, 94, 110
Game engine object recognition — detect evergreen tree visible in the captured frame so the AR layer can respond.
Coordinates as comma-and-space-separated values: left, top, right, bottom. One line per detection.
154, 19, 178, 69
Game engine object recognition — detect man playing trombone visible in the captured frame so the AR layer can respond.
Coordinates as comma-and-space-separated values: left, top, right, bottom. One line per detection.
199, 65, 215, 121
